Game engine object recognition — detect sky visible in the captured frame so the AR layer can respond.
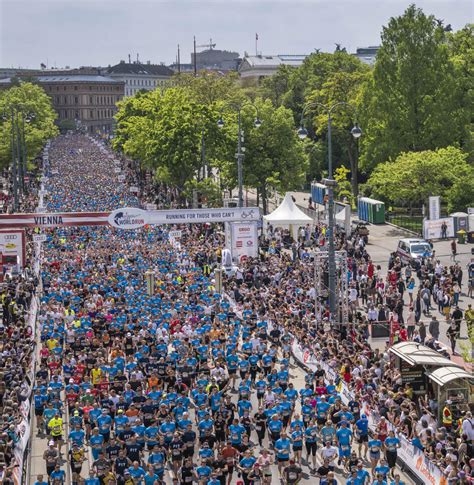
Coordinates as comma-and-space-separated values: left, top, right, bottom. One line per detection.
0, 0, 472, 69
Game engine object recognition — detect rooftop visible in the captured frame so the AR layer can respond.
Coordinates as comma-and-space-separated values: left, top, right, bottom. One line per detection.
241, 54, 308, 68
108, 62, 173, 77
0, 75, 123, 84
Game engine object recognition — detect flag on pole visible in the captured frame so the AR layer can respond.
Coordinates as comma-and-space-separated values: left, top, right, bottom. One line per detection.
256, 33, 258, 40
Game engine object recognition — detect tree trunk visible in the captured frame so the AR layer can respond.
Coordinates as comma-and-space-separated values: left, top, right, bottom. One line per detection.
256, 187, 260, 208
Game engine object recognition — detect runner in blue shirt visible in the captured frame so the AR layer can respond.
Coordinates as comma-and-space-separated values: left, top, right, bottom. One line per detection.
384, 430, 400, 478
355, 414, 369, 459
275, 431, 292, 475
336, 421, 353, 471
290, 424, 303, 465
228, 419, 246, 447
304, 419, 319, 472
368, 437, 383, 476
267, 414, 283, 444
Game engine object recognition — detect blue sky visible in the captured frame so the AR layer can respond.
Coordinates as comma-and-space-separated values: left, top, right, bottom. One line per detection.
0, 0, 472, 68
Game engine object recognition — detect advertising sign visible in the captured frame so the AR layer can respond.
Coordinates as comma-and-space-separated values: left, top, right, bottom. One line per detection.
423, 217, 454, 239
129, 186, 139, 193
169, 230, 182, 239
118, 175, 126, 182
231, 222, 258, 262
108, 207, 148, 230
429, 196, 441, 220
0, 230, 26, 269
0, 207, 261, 229
114, 167, 121, 173
33, 234, 48, 243
147, 207, 260, 225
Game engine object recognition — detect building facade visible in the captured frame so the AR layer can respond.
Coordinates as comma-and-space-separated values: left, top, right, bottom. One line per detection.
0, 75, 125, 134
238, 54, 307, 81
353, 46, 380, 66
107, 61, 174, 97
191, 49, 240, 71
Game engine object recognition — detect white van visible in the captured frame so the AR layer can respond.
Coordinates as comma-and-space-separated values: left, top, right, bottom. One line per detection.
396, 238, 433, 265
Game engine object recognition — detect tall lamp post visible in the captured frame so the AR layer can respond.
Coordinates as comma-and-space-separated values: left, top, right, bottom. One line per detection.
217, 102, 262, 208
2, 107, 35, 211
298, 102, 361, 323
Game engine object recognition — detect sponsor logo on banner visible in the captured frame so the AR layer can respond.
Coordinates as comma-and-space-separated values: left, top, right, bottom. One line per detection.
33, 234, 47, 243
108, 207, 148, 229
423, 217, 454, 239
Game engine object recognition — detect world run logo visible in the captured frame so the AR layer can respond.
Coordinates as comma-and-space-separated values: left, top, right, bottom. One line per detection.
108, 207, 148, 230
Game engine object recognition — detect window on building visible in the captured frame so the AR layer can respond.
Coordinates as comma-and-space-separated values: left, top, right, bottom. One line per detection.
74, 86, 78, 90
90, 96, 93, 104
74, 96, 79, 104
90, 110, 94, 119
75, 110, 79, 119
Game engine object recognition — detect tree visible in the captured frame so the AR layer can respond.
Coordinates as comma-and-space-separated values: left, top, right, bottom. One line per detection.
0, 82, 58, 168
360, 5, 469, 171
113, 86, 235, 191
446, 24, 474, 161
305, 69, 369, 196
258, 65, 295, 106
364, 146, 474, 212
239, 99, 308, 213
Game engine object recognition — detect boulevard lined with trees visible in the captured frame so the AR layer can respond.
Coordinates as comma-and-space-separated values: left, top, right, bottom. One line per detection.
112, 5, 473, 212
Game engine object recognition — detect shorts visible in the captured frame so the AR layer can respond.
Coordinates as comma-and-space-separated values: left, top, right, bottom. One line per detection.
51, 434, 62, 442
228, 369, 237, 375
305, 442, 317, 456
339, 447, 351, 457
293, 445, 302, 452
277, 456, 289, 463
386, 450, 397, 468
358, 434, 368, 443
369, 450, 381, 461
35, 408, 44, 417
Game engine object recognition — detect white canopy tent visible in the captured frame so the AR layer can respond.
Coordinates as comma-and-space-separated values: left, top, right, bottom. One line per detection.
263, 193, 313, 240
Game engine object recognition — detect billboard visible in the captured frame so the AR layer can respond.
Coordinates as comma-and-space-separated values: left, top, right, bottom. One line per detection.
0, 230, 26, 269
423, 217, 454, 239
231, 222, 258, 262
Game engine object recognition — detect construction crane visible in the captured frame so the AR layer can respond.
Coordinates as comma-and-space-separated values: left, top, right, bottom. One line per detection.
196, 38, 216, 50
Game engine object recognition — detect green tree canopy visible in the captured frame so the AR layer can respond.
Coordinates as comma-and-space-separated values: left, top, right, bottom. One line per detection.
364, 146, 474, 212
114, 86, 233, 188
0, 82, 58, 168
359, 5, 471, 171
239, 99, 308, 213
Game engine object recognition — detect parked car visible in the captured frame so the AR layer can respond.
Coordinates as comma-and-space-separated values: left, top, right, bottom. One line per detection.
396, 238, 433, 265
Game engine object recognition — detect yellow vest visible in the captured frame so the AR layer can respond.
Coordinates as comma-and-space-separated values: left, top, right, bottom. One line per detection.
442, 406, 452, 425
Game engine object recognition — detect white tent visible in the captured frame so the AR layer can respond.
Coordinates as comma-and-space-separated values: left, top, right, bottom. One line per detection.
263, 193, 313, 239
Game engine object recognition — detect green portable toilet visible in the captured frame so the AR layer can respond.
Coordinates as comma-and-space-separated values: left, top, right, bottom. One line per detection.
372, 200, 385, 224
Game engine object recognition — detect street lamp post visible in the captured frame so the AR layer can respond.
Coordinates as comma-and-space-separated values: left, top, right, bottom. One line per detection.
217, 103, 262, 208
298, 102, 361, 324
2, 107, 35, 211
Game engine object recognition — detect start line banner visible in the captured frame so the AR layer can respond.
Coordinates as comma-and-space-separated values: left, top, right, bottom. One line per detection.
0, 207, 261, 229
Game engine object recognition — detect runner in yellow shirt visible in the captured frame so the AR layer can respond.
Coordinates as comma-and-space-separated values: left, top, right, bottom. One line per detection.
48, 412, 64, 454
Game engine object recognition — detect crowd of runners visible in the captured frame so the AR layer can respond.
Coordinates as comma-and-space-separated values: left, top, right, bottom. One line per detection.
0, 132, 466, 485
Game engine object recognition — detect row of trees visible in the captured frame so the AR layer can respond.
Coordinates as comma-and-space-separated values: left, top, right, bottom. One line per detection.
0, 83, 58, 170
114, 5, 472, 211
258, 6, 473, 209
113, 76, 307, 212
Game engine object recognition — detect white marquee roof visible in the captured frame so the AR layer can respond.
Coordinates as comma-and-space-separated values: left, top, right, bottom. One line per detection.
263, 193, 313, 225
